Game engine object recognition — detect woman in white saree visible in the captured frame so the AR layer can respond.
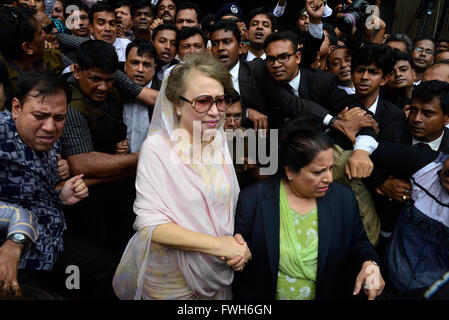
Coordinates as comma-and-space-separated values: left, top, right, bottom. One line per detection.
113, 53, 251, 300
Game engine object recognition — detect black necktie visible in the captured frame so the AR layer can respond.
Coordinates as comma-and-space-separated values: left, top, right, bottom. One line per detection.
415, 142, 432, 150
285, 83, 296, 96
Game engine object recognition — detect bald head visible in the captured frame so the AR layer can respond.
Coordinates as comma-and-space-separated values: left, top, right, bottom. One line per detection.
436, 51, 449, 63
422, 62, 449, 83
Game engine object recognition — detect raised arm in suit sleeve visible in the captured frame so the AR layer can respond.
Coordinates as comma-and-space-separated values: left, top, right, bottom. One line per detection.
370, 142, 439, 179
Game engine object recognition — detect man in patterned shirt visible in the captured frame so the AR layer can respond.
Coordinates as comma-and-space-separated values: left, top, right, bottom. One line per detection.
0, 70, 92, 298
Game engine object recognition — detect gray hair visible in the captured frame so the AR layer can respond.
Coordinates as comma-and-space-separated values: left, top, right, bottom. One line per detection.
166, 53, 234, 105
386, 33, 414, 53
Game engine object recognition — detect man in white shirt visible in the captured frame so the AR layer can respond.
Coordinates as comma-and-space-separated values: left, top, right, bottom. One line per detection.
328, 46, 356, 95
245, 7, 277, 62
123, 40, 159, 153
88, 2, 131, 63
152, 23, 178, 81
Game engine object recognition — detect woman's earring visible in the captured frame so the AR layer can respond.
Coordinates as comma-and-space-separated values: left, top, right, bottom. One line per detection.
176, 110, 182, 116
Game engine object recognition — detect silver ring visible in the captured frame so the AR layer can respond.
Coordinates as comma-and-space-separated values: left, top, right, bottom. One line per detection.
403, 195, 407, 200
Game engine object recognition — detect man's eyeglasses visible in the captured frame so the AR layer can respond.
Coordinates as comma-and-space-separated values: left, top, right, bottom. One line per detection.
266, 52, 296, 65
179, 95, 232, 113
42, 21, 55, 34
225, 113, 242, 121
414, 47, 434, 55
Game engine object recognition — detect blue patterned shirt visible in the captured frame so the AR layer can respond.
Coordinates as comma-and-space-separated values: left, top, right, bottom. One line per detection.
0, 112, 65, 271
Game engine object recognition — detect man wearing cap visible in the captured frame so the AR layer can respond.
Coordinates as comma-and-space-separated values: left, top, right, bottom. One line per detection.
273, 0, 333, 31
215, 2, 248, 45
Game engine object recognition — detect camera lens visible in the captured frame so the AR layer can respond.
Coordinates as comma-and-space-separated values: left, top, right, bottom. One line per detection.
337, 12, 360, 33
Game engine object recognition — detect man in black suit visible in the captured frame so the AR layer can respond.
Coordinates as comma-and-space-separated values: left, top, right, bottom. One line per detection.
368, 81, 449, 254
382, 51, 415, 112
381, 81, 449, 153
211, 6, 333, 131
330, 43, 406, 150
210, 19, 269, 129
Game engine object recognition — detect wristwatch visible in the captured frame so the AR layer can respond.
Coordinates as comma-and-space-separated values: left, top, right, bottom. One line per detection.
328, 115, 341, 128
7, 233, 31, 248
368, 260, 379, 266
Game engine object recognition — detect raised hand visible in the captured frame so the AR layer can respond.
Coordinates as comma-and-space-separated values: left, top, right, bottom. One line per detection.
305, 0, 325, 23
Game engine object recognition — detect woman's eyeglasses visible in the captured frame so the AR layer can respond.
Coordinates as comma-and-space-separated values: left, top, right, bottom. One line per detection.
179, 95, 231, 113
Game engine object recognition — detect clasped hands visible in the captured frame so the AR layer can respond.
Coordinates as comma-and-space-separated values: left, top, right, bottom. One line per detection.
218, 234, 252, 272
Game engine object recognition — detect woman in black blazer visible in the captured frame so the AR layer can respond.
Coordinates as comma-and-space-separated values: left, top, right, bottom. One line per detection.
233, 119, 384, 300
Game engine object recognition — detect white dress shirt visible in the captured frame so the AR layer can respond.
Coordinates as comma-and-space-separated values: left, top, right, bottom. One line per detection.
288, 71, 301, 97
246, 50, 266, 62
338, 85, 356, 95
230, 61, 240, 94
412, 132, 444, 151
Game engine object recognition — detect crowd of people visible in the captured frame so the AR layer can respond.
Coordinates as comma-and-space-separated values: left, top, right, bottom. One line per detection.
0, 0, 448, 300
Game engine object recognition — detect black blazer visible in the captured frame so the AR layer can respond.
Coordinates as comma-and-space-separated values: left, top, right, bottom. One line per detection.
380, 120, 449, 154
298, 68, 348, 115
233, 175, 379, 300
330, 95, 407, 150
241, 59, 331, 129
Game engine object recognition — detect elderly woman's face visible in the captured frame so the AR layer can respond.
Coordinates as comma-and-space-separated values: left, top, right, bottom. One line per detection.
286, 148, 334, 199
175, 70, 226, 138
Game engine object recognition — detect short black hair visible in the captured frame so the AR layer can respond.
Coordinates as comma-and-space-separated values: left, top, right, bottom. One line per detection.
247, 7, 277, 32
126, 39, 156, 60
88, 1, 115, 24
0, 6, 37, 60
264, 31, 298, 52
176, 1, 202, 23
151, 22, 178, 41
76, 40, 118, 74
437, 39, 449, 44
412, 80, 449, 114
393, 50, 415, 69
351, 43, 395, 76
176, 26, 207, 50
115, 0, 132, 11
210, 19, 241, 44
278, 116, 333, 179
201, 13, 215, 34
64, 0, 89, 19
156, 0, 177, 11
132, 0, 154, 18
15, 70, 71, 105
230, 89, 240, 104
0, 0, 18, 5
323, 23, 337, 46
